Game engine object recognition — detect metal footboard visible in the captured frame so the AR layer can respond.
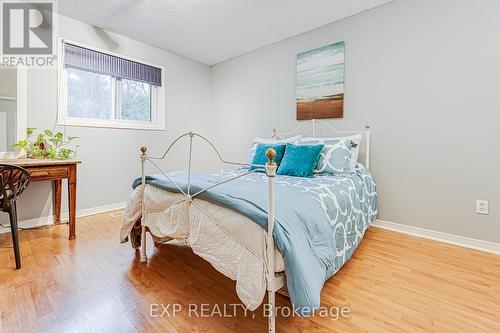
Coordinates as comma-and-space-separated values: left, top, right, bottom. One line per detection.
138, 131, 281, 333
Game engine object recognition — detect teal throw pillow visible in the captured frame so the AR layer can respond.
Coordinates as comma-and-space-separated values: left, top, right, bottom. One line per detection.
277, 143, 324, 177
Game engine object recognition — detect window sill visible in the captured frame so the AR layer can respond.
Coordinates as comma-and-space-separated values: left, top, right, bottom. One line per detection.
57, 118, 165, 131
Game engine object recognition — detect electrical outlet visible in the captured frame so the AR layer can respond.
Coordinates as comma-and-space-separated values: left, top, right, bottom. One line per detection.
476, 200, 489, 215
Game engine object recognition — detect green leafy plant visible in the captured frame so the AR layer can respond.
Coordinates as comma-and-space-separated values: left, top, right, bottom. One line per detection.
11, 128, 79, 160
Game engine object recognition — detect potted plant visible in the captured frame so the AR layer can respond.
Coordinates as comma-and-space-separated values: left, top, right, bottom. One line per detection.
11, 128, 79, 160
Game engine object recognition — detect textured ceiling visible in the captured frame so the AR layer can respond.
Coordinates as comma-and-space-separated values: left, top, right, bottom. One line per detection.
57, 0, 392, 65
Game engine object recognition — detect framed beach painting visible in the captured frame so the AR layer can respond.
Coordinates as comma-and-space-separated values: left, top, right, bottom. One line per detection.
296, 41, 345, 120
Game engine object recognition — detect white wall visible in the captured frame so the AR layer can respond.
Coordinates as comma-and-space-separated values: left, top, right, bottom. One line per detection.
0, 66, 17, 96
0, 112, 7, 151
0, 67, 17, 151
210, 0, 500, 243
1, 14, 213, 225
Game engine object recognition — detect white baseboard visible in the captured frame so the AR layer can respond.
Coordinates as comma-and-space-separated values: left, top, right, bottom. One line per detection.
0, 202, 126, 234
372, 219, 500, 255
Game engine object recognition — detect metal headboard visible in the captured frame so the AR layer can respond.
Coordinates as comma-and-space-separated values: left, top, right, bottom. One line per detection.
271, 119, 372, 169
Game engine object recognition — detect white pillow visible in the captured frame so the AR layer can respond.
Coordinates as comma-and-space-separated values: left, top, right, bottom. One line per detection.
247, 135, 301, 163
301, 134, 362, 173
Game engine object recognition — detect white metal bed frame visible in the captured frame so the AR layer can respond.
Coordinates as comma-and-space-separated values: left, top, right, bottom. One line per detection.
137, 119, 371, 333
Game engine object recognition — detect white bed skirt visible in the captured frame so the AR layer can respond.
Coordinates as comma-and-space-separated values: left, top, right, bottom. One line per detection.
121, 184, 285, 310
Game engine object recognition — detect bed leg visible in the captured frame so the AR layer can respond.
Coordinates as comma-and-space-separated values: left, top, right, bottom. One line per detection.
140, 225, 147, 262
268, 290, 276, 333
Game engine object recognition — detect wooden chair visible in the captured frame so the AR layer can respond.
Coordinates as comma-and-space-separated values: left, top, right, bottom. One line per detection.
0, 164, 31, 269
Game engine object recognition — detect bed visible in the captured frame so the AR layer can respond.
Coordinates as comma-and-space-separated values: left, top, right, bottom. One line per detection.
120, 120, 378, 332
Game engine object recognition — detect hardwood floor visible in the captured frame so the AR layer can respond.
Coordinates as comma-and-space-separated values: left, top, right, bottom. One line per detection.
0, 212, 499, 333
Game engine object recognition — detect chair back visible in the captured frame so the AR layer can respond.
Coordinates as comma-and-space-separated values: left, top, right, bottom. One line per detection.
0, 164, 31, 211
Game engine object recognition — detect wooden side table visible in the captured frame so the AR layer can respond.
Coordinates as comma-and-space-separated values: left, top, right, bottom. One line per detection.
1, 159, 81, 240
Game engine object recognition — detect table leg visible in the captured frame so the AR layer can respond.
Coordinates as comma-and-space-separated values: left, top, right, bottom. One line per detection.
53, 179, 62, 224
68, 165, 77, 240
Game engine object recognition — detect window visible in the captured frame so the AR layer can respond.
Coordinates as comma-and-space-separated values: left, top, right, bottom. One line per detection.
58, 40, 164, 130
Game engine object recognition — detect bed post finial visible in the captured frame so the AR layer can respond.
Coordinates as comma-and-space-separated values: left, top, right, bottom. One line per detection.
265, 148, 277, 177
271, 128, 278, 140
266, 148, 276, 166
141, 145, 147, 156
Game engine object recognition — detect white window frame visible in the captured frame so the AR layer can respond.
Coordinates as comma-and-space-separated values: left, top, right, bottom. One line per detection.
57, 39, 165, 130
